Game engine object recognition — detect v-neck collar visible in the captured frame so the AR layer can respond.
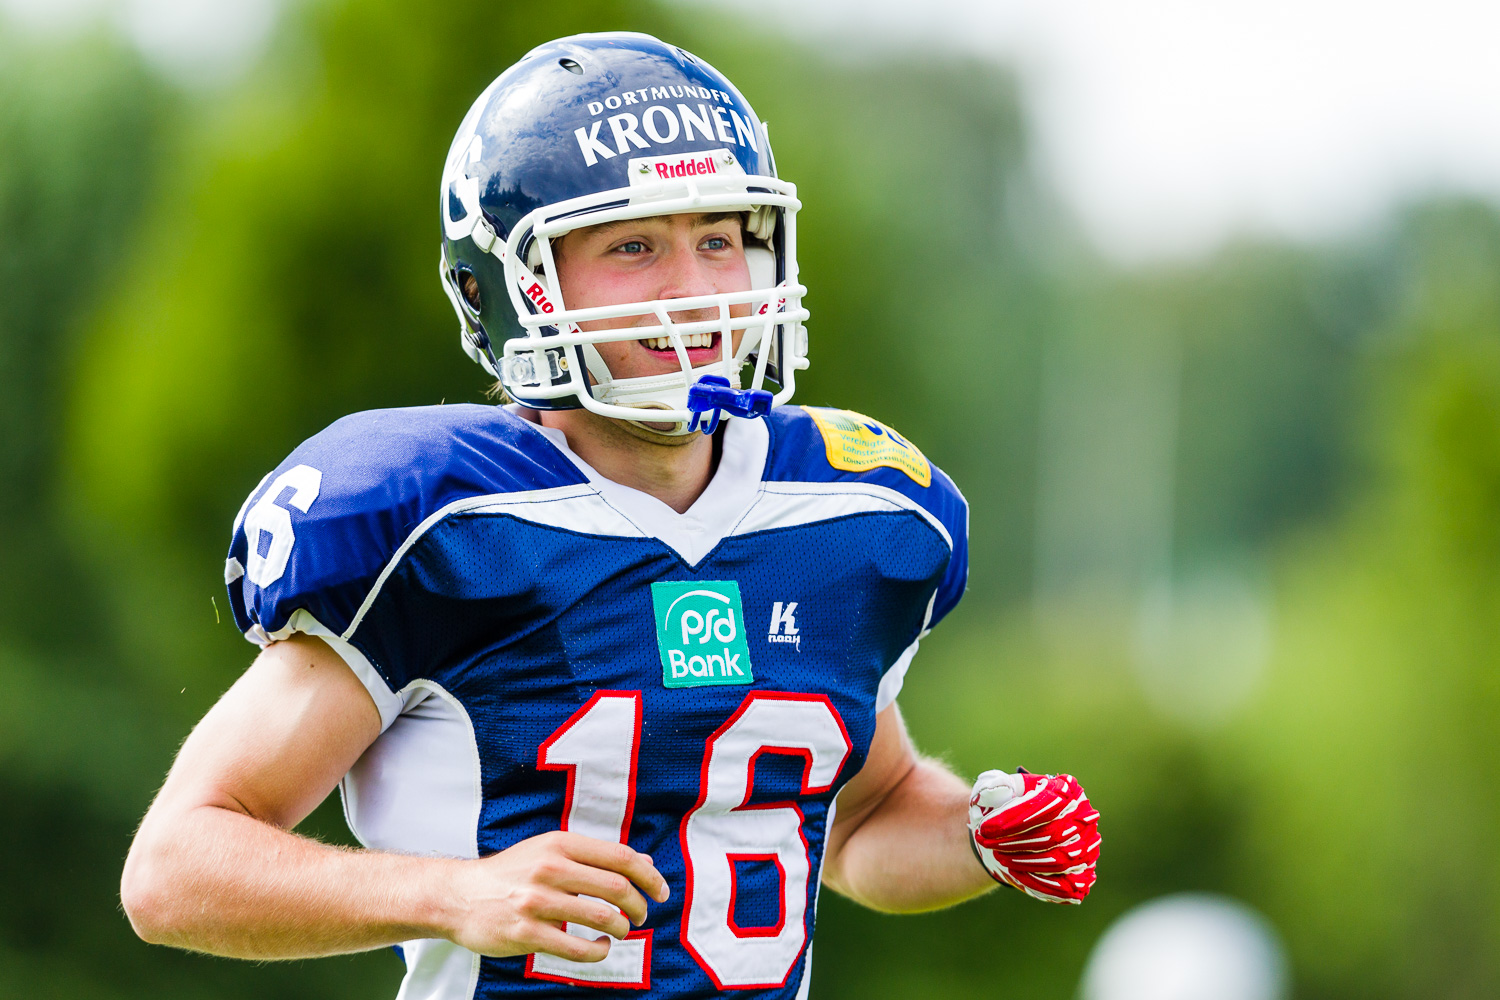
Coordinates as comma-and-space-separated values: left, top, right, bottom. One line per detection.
508, 406, 771, 567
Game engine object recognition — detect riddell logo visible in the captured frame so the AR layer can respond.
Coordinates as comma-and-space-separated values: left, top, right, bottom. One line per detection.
767, 601, 800, 650
652, 581, 755, 688
629, 149, 743, 189
652, 154, 717, 180
523, 282, 555, 313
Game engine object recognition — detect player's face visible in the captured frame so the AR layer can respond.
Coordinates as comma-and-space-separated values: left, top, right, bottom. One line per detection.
553, 212, 753, 382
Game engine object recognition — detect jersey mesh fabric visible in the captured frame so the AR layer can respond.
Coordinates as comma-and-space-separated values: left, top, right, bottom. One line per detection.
762, 408, 968, 629
357, 511, 946, 997
226, 404, 968, 1000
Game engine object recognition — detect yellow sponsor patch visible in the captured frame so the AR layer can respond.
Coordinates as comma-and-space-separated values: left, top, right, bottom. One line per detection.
806, 408, 931, 487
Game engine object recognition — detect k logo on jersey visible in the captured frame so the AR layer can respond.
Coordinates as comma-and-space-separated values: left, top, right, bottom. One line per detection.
768, 601, 801, 650
652, 581, 755, 688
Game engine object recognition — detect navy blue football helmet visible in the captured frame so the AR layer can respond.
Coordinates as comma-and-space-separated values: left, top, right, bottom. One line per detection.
438, 32, 809, 434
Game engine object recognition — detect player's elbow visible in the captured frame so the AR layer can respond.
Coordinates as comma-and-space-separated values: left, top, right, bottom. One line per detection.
121, 850, 170, 943
120, 829, 189, 945
819, 850, 906, 914
821, 869, 936, 916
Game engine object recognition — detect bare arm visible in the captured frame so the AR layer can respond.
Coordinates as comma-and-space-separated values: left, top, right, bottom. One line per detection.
120, 634, 667, 961
820, 702, 993, 913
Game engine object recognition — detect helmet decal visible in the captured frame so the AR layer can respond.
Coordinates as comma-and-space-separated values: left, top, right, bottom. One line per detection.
573, 96, 762, 168
443, 133, 483, 242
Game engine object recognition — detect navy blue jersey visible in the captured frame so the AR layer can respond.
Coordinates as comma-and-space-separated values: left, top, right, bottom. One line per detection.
226, 404, 967, 999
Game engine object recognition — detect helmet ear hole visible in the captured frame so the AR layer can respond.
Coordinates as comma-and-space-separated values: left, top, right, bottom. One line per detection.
458, 268, 482, 312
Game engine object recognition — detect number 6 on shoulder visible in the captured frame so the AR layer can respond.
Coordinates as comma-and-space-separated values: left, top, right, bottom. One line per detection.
243, 464, 322, 588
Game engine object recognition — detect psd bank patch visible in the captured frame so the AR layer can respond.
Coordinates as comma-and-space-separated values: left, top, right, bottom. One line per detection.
651, 580, 754, 689
806, 407, 932, 487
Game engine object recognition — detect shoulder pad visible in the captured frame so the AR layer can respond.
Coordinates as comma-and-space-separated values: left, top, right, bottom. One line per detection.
226, 405, 584, 645
765, 405, 969, 627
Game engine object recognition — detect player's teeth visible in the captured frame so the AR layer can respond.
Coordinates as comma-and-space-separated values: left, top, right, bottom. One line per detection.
641, 333, 716, 350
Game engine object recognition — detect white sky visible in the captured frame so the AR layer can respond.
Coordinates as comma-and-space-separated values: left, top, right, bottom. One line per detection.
686, 0, 1500, 262
0, 0, 278, 85
6, 0, 1499, 262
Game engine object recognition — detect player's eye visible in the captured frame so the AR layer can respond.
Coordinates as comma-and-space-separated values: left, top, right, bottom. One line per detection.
613, 239, 648, 255
700, 235, 731, 252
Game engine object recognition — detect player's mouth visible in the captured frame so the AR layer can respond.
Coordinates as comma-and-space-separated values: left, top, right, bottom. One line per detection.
637, 331, 721, 364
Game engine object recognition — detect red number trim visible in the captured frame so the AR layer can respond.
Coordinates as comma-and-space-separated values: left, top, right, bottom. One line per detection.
725, 853, 788, 938
679, 691, 852, 990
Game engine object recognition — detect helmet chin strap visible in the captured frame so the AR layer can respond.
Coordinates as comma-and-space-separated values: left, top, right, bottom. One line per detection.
583, 341, 746, 436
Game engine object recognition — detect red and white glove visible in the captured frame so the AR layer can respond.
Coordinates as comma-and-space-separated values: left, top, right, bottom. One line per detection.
967, 768, 1100, 904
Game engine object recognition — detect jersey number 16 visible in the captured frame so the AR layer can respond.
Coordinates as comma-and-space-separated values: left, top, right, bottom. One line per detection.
527, 691, 851, 991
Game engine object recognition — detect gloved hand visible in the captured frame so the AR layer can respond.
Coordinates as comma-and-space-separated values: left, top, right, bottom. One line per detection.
967, 769, 1099, 904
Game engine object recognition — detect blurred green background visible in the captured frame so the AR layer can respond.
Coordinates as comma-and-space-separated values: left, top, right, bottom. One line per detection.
4, 0, 1499, 996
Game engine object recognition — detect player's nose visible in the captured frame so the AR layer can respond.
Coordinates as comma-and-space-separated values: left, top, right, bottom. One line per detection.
655, 243, 720, 319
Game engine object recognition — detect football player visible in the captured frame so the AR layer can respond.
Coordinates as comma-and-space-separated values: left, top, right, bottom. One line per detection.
121, 32, 1099, 998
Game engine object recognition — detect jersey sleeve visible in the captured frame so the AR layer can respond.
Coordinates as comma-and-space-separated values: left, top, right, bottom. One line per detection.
923, 462, 969, 630
878, 456, 968, 712
224, 405, 586, 730
225, 432, 419, 729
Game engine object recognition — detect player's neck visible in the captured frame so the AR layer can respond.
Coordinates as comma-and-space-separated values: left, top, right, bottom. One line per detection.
530, 408, 720, 514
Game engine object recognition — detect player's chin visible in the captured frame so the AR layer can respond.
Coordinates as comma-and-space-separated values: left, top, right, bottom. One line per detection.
618, 413, 698, 444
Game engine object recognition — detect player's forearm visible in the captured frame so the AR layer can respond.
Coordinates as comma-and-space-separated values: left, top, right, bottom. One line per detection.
122, 803, 460, 960
822, 758, 993, 913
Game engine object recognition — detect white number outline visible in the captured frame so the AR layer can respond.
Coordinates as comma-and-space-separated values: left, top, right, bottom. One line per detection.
525, 691, 652, 990
527, 690, 851, 991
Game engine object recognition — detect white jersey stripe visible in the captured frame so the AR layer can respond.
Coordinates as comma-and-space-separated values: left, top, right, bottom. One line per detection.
732, 481, 954, 551
342, 483, 618, 639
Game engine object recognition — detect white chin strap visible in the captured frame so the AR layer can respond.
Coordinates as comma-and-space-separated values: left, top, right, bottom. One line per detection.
580, 344, 744, 436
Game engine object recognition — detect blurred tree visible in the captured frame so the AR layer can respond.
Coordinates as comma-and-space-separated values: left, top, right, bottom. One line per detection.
4, 0, 1496, 995
1229, 200, 1500, 1000
0, 32, 169, 657
0, 26, 389, 1000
